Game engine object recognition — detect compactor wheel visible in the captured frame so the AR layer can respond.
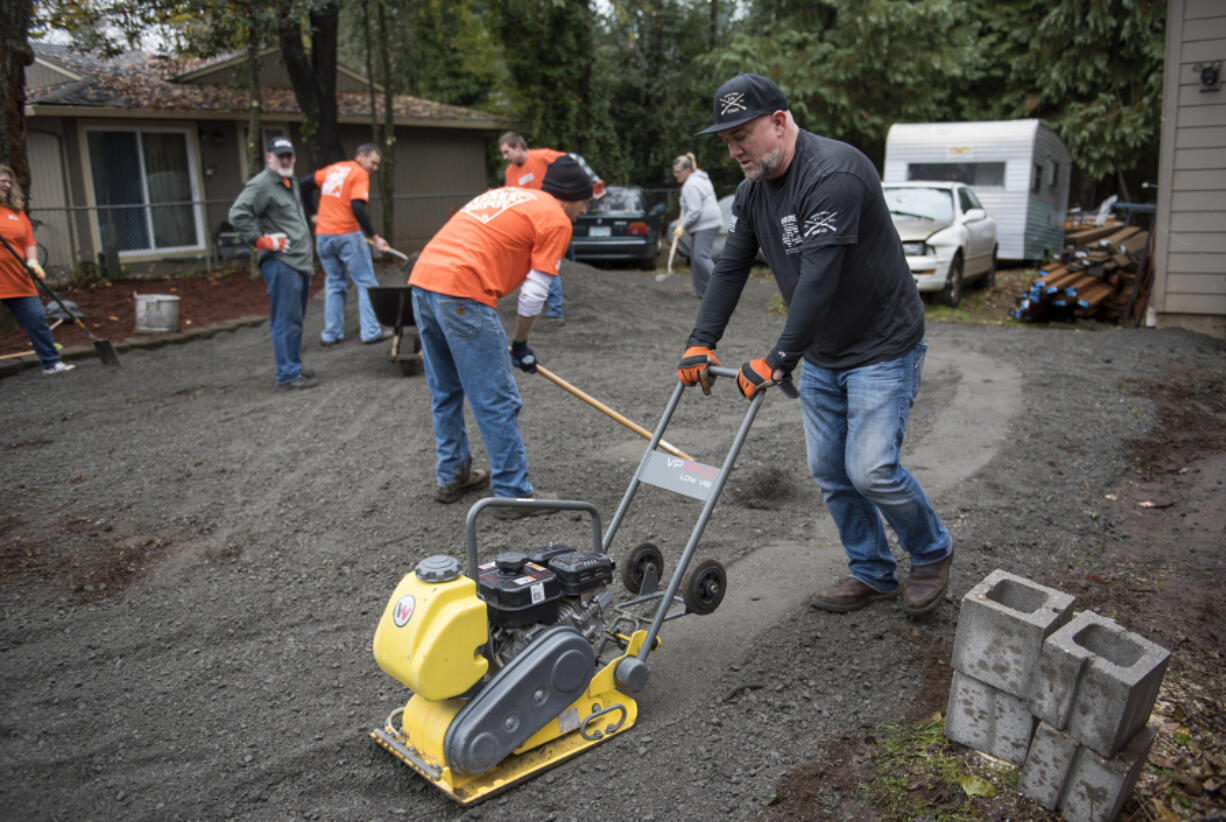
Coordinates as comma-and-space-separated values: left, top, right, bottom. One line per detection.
682, 559, 726, 615
621, 542, 664, 594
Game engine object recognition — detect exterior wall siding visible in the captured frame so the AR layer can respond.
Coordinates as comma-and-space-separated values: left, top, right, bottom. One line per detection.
1153, 0, 1226, 334
24, 113, 494, 266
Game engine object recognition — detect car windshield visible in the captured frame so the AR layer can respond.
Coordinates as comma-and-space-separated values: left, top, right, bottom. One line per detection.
882, 187, 954, 223
588, 186, 644, 215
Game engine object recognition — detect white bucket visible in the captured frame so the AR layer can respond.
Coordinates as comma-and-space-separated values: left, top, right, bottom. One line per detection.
134, 293, 180, 333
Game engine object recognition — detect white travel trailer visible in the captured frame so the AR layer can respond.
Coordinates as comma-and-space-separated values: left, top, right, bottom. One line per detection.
883, 120, 1072, 261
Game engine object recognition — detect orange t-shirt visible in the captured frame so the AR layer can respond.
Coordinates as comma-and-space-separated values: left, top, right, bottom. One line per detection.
313, 160, 370, 235
0, 206, 37, 299
409, 188, 572, 308
503, 148, 565, 189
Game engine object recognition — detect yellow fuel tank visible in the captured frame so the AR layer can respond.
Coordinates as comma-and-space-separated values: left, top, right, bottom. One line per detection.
373, 557, 489, 701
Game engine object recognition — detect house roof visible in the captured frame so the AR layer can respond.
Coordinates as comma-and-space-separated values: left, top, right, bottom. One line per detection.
25, 43, 503, 130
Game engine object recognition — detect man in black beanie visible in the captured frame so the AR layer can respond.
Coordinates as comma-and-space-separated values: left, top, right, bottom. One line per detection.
677, 73, 953, 616
408, 157, 592, 517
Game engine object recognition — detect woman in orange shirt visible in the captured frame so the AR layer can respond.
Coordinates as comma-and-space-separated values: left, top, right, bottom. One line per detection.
0, 166, 73, 375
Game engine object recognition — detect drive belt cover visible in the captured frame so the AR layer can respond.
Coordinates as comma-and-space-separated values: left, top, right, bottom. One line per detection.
443, 625, 595, 776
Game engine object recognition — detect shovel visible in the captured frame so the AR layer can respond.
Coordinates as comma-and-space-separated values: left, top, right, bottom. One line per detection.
534, 362, 693, 461
0, 234, 122, 366
366, 237, 410, 262
655, 231, 680, 282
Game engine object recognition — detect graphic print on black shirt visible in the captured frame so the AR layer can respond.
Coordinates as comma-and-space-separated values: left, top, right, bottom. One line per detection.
690, 130, 924, 370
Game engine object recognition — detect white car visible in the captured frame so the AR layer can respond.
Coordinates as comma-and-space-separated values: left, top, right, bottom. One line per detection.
882, 181, 997, 307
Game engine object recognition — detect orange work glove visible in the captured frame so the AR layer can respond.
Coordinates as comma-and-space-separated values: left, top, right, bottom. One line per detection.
678, 345, 719, 394
254, 233, 288, 252
736, 357, 776, 400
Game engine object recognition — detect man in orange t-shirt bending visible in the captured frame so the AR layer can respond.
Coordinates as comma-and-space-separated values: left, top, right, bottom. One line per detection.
409, 157, 593, 516
300, 143, 391, 345
499, 132, 604, 324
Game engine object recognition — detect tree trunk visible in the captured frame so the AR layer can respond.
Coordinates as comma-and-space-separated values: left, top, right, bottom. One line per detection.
278, 2, 343, 171
1, 0, 35, 202
244, 17, 263, 179
308, 2, 343, 165
376, 0, 395, 242
362, 3, 380, 144
278, 15, 321, 168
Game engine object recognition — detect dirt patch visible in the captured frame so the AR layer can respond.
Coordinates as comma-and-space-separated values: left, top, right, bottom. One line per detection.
765, 365, 1226, 821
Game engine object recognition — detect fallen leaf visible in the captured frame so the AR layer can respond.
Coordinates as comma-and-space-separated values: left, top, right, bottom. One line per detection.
109, 315, 120, 321
958, 775, 997, 797
1086, 575, 1112, 585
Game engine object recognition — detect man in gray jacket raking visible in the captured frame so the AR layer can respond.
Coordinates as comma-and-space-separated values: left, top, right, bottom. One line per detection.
229, 137, 318, 390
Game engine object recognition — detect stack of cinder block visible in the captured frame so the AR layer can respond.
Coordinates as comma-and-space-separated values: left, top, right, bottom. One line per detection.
945, 569, 1171, 822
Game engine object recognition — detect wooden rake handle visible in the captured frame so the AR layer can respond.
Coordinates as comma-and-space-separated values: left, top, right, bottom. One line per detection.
534, 363, 694, 461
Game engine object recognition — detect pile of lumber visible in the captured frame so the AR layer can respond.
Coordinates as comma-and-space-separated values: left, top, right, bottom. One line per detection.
1010, 224, 1153, 324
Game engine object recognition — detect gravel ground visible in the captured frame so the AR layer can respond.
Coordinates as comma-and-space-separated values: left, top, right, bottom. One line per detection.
1, 260, 1222, 821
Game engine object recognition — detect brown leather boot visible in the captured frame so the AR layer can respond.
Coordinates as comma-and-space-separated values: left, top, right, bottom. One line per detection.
435, 465, 490, 504
812, 577, 898, 613
902, 550, 953, 616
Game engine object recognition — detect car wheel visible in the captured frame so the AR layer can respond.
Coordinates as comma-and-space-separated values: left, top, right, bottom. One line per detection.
938, 253, 963, 307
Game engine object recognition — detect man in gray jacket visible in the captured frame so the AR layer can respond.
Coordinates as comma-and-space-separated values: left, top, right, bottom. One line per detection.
229, 137, 318, 390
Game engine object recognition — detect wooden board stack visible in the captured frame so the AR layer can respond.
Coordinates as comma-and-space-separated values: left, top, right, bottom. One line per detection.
1010, 225, 1152, 323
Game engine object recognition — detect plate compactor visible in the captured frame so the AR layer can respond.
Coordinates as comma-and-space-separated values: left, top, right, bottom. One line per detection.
370, 366, 779, 804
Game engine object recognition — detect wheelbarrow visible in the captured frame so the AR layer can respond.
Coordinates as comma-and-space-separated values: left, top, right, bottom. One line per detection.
365, 285, 421, 376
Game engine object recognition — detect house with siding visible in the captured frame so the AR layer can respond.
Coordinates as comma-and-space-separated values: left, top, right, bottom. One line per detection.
1152, 0, 1226, 338
23, 43, 503, 271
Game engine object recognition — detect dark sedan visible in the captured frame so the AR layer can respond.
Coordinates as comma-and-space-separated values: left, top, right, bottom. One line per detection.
569, 185, 663, 269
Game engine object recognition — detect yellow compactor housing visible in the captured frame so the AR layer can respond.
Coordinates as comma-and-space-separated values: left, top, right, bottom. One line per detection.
372, 555, 488, 701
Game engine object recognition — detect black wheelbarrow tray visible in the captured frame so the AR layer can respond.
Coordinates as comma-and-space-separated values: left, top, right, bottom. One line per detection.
366, 285, 422, 376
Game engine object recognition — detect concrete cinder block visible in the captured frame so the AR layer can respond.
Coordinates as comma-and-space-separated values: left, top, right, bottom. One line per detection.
944, 670, 1037, 765
951, 569, 1076, 698
1029, 610, 1170, 757
1020, 721, 1156, 822
1019, 721, 1081, 810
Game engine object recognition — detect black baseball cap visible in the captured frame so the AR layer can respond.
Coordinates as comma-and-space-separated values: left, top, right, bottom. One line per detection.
266, 137, 295, 155
696, 73, 789, 135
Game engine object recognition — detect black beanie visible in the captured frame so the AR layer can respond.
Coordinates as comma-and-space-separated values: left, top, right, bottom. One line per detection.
541, 156, 593, 201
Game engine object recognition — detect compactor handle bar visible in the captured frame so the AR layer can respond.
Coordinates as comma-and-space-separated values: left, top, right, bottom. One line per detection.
464, 497, 603, 578
706, 364, 798, 398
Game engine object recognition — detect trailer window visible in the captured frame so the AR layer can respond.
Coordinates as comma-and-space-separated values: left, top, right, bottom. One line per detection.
907, 162, 1004, 188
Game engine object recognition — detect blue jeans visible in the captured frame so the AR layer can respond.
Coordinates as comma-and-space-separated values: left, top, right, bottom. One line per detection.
411, 287, 533, 497
545, 272, 564, 318
260, 257, 311, 385
798, 341, 951, 592
317, 231, 382, 342
3, 295, 61, 368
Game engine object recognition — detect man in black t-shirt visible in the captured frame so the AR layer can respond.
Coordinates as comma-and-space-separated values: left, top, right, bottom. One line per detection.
677, 73, 952, 616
